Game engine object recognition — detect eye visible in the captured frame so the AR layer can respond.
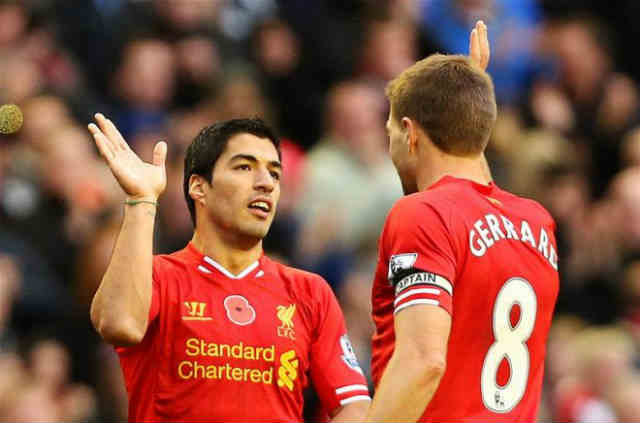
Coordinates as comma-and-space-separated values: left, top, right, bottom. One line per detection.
235, 164, 251, 171
270, 171, 281, 181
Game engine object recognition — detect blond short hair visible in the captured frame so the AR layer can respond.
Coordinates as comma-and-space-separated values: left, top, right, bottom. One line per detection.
386, 54, 497, 156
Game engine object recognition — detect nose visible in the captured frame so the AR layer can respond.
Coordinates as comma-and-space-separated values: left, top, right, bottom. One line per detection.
254, 167, 275, 193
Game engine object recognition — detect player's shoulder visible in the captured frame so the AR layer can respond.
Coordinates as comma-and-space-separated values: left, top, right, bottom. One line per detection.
263, 257, 333, 298
390, 190, 443, 214
152, 245, 199, 280
386, 189, 453, 227
264, 257, 329, 287
498, 188, 556, 228
153, 247, 193, 266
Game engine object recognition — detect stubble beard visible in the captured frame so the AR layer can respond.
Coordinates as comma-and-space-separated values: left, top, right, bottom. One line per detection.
209, 208, 270, 247
237, 215, 273, 241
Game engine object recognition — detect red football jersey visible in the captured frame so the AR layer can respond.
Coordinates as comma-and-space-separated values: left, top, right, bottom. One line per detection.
117, 243, 369, 422
371, 176, 559, 422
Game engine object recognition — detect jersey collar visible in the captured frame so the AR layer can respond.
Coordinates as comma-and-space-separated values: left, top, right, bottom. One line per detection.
202, 255, 259, 279
187, 242, 263, 280
429, 175, 496, 195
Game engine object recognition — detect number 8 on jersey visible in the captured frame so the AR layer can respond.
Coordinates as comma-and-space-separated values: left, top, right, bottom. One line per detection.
481, 277, 537, 413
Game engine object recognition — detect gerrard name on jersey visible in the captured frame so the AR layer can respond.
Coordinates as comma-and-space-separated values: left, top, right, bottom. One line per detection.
469, 213, 558, 270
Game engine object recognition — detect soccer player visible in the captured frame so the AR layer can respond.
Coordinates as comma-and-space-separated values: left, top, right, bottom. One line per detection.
366, 22, 559, 422
87, 116, 370, 421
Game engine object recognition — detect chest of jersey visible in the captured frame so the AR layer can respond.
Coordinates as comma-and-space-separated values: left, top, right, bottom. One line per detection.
156, 268, 311, 405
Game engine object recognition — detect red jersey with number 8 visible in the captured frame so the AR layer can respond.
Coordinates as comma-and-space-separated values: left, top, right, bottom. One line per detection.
371, 176, 559, 422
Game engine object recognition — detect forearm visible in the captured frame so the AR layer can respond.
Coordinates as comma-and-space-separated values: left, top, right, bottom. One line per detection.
91, 201, 156, 345
366, 351, 445, 422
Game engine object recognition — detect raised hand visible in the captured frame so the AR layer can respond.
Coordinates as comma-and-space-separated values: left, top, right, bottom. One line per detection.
88, 113, 167, 200
469, 20, 490, 71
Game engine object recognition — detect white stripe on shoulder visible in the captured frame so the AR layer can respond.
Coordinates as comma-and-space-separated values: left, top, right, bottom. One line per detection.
335, 384, 369, 395
339, 395, 372, 406
394, 288, 440, 306
394, 299, 439, 314
197, 265, 212, 274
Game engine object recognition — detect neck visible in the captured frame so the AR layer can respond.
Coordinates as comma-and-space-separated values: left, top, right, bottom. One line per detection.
191, 227, 263, 277
416, 150, 492, 192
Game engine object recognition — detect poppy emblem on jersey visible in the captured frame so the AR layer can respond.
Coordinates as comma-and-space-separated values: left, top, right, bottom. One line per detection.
224, 295, 256, 326
388, 253, 418, 282
340, 335, 363, 375
276, 304, 296, 340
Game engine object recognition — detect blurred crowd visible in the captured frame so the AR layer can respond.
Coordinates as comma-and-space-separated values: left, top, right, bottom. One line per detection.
1, 0, 640, 421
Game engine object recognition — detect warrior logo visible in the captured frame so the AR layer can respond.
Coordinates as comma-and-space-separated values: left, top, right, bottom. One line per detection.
182, 301, 212, 321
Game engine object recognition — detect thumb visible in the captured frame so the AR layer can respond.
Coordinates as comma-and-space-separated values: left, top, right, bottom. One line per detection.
153, 141, 167, 168
469, 28, 480, 67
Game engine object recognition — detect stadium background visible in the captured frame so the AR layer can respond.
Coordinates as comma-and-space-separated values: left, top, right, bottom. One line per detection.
0, 0, 639, 420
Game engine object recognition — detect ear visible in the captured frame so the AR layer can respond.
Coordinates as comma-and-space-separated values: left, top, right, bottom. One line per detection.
401, 117, 420, 154
189, 174, 208, 205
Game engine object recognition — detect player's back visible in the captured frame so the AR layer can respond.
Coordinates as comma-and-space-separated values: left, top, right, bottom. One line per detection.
371, 176, 559, 422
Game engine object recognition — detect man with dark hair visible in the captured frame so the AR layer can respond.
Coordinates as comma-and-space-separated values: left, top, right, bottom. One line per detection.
87, 114, 370, 421
366, 22, 559, 421
182, 118, 282, 226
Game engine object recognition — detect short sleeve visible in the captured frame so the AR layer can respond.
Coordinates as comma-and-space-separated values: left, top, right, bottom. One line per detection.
384, 198, 456, 315
309, 280, 371, 414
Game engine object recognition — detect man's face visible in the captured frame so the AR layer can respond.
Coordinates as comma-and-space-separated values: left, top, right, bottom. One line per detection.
201, 133, 281, 240
386, 108, 418, 194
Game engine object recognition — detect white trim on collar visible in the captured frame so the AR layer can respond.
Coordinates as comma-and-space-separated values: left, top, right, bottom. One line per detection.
203, 256, 259, 279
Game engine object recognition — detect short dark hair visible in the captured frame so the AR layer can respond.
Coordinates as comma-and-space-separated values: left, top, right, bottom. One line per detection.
183, 118, 281, 225
386, 54, 497, 156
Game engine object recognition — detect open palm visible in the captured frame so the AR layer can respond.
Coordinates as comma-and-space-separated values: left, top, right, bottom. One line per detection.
88, 113, 167, 200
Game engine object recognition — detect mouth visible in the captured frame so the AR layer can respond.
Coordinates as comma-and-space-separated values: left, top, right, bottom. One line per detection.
247, 199, 272, 219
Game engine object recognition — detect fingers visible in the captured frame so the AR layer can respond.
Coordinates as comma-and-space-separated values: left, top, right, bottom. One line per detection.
470, 28, 480, 67
478, 21, 490, 70
152, 141, 167, 168
94, 113, 130, 151
469, 21, 490, 71
88, 122, 116, 161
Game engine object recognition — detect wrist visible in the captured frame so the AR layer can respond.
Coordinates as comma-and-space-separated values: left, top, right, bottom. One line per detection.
126, 194, 159, 203
124, 199, 158, 208
123, 198, 158, 218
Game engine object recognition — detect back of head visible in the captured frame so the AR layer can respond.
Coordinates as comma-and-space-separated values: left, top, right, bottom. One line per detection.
386, 54, 497, 156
